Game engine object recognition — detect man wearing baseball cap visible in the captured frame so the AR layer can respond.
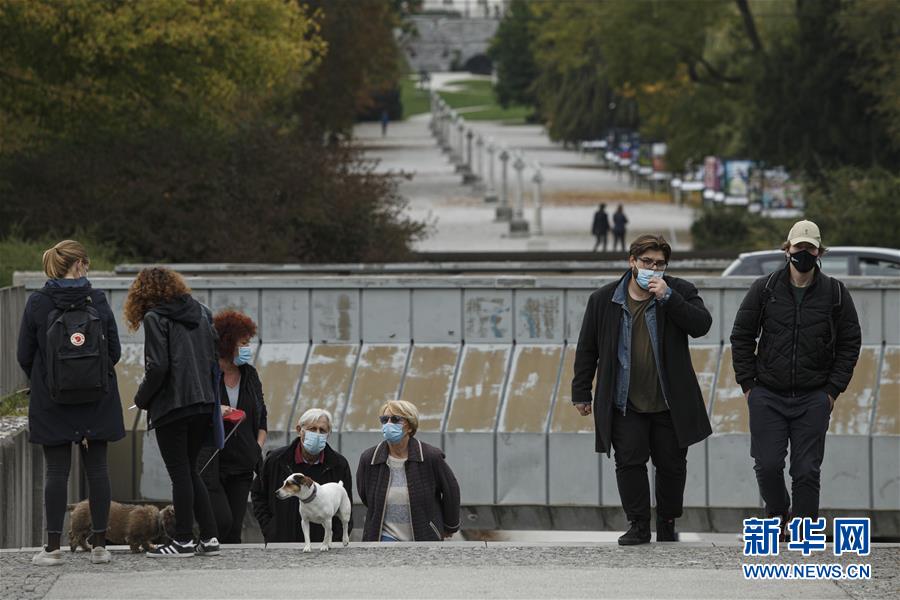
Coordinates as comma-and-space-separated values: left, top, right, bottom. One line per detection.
730, 220, 861, 538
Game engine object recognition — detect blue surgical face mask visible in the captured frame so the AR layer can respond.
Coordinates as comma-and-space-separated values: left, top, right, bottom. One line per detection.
302, 431, 327, 455
634, 268, 664, 290
382, 422, 405, 444
233, 345, 252, 366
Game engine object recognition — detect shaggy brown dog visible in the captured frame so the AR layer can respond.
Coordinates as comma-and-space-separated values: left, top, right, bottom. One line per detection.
68, 500, 176, 553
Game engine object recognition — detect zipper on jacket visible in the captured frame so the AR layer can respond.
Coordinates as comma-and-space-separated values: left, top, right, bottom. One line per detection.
790, 291, 803, 397
378, 468, 391, 540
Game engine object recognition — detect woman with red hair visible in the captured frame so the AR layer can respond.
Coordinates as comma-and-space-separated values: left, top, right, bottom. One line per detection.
201, 310, 268, 544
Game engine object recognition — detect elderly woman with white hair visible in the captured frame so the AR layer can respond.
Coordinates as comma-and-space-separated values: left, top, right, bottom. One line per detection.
356, 400, 461, 541
250, 408, 353, 543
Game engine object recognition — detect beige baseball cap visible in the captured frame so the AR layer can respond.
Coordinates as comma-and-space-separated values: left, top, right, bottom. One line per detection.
787, 220, 821, 248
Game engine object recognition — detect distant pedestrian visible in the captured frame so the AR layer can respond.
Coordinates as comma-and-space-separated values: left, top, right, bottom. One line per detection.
592, 203, 610, 252
613, 204, 629, 252
381, 109, 389, 137
19, 240, 124, 566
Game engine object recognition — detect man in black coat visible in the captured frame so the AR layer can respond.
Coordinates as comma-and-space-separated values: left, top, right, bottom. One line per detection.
251, 408, 352, 543
592, 203, 610, 252
731, 220, 861, 535
572, 234, 712, 545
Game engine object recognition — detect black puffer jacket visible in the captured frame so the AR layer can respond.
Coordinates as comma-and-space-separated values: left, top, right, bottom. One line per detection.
17, 282, 125, 445
133, 296, 218, 428
731, 265, 861, 399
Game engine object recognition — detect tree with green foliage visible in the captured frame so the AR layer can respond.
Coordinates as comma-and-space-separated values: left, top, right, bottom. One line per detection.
804, 167, 900, 248
292, 0, 421, 136
0, 0, 429, 265
745, 0, 900, 178
488, 0, 538, 109
0, 0, 324, 151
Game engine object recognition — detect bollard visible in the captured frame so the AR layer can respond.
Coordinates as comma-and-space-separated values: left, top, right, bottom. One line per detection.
484, 138, 498, 203
462, 129, 478, 183
476, 135, 484, 179
495, 147, 512, 222
532, 166, 544, 236
509, 153, 530, 237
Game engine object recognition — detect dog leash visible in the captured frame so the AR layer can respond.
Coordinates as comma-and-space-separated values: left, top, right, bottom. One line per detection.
199, 411, 247, 474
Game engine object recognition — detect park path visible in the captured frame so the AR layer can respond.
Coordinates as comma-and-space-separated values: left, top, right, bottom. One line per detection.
354, 100, 696, 252
3, 542, 896, 599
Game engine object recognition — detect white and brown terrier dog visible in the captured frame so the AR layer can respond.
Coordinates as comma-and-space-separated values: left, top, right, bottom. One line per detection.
275, 473, 351, 553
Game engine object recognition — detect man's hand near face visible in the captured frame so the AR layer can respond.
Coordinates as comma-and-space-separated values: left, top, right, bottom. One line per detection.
647, 276, 669, 301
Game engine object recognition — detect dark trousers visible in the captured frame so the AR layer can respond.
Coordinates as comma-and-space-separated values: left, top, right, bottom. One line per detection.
155, 413, 218, 542
206, 467, 254, 543
613, 231, 626, 252
593, 232, 608, 252
42, 441, 110, 534
748, 386, 831, 519
611, 408, 687, 523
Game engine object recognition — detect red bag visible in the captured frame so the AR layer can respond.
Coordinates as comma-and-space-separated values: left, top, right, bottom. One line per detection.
223, 408, 246, 425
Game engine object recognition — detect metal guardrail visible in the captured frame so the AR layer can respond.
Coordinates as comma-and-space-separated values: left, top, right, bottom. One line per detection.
0, 286, 27, 397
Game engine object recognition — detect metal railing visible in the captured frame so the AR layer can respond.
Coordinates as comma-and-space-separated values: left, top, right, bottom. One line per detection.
0, 286, 27, 397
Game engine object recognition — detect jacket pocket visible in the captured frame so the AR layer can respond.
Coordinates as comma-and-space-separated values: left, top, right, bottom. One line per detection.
428, 521, 441, 540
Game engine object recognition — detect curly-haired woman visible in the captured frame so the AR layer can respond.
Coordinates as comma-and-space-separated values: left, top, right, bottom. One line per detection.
124, 267, 220, 558
17, 240, 124, 566
199, 310, 268, 544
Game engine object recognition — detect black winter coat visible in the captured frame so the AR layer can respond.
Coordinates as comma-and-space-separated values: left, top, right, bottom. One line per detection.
730, 265, 861, 399
133, 296, 217, 428
250, 439, 353, 543
356, 438, 461, 542
17, 282, 125, 445
572, 272, 713, 454
592, 210, 609, 236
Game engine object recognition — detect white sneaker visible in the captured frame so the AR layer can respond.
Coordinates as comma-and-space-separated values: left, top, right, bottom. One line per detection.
90, 546, 111, 564
32, 547, 63, 566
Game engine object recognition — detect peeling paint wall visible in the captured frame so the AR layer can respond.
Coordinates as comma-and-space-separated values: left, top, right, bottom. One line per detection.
77, 274, 898, 512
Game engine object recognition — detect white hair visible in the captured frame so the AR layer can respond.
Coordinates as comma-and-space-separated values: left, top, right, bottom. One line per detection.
298, 408, 333, 431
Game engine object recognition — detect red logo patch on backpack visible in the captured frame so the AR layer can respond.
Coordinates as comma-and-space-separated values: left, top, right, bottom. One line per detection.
70, 332, 86, 347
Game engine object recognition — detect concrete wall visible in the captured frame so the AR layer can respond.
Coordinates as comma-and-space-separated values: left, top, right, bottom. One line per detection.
405, 15, 499, 73
11, 273, 900, 536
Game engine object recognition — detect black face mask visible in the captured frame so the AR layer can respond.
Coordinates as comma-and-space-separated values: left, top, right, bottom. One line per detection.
789, 249, 818, 273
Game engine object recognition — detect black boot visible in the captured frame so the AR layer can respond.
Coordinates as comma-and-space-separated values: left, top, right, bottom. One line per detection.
618, 520, 651, 546
656, 518, 678, 542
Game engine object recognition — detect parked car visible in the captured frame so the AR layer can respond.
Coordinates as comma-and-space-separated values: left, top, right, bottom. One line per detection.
722, 247, 900, 276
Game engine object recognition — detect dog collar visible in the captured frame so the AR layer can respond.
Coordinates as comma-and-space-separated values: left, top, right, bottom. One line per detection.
299, 485, 317, 504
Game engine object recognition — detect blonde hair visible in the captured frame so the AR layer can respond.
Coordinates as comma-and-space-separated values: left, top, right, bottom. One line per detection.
42, 240, 89, 279
379, 400, 419, 436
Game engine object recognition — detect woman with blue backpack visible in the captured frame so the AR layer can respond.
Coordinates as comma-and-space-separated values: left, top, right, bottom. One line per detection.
17, 240, 125, 566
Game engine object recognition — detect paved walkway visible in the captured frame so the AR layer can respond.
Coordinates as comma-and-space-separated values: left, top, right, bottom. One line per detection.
356, 114, 696, 252
3, 542, 896, 599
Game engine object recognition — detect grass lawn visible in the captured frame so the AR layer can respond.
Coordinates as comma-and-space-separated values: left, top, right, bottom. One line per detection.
0, 235, 120, 288
437, 79, 530, 122
0, 390, 28, 417
401, 76, 531, 123
400, 75, 432, 119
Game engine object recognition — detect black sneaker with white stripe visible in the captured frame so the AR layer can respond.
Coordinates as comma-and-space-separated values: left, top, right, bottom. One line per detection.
146, 539, 195, 558
195, 537, 220, 556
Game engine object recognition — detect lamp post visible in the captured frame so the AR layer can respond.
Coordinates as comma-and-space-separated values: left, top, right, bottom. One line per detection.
495, 147, 512, 222
509, 152, 530, 237
532, 166, 544, 236
484, 139, 498, 203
